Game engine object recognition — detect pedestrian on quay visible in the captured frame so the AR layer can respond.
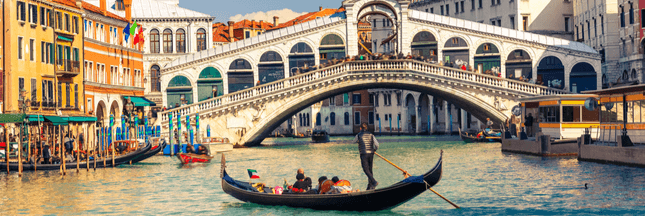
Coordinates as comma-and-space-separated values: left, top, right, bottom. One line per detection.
525, 113, 534, 137
353, 123, 379, 190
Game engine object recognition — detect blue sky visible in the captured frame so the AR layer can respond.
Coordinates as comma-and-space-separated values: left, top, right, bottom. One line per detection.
180, 0, 342, 23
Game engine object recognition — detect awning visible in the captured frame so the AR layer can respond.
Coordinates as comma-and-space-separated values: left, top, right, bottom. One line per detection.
63, 116, 97, 122
45, 116, 68, 126
0, 114, 27, 123
57, 35, 74, 42
27, 115, 45, 122
319, 49, 346, 54
124, 96, 157, 107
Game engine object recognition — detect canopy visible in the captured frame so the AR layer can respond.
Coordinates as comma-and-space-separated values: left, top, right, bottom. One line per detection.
57, 35, 74, 42
124, 96, 156, 107
63, 116, 97, 122
0, 114, 27, 123
28, 115, 45, 122
45, 116, 68, 126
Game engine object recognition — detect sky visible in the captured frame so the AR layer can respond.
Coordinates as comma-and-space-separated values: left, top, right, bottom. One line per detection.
179, 0, 342, 23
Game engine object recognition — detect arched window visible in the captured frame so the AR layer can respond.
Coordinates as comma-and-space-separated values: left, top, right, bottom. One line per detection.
176, 29, 186, 53
299, 113, 303, 126
163, 29, 173, 53
259, 51, 285, 85
150, 65, 161, 92
623, 70, 629, 81
316, 113, 321, 126
197, 28, 207, 51
228, 59, 253, 93
150, 29, 160, 53
330, 112, 336, 125
632, 69, 637, 80
306, 113, 310, 126
344, 112, 350, 125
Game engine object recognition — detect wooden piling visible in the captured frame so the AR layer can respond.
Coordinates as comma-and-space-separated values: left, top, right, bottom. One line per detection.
5, 126, 10, 175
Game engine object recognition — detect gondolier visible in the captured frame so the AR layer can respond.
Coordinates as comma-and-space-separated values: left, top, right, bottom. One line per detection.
353, 123, 379, 190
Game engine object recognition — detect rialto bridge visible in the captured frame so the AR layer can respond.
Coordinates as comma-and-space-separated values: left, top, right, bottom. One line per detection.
157, 0, 600, 146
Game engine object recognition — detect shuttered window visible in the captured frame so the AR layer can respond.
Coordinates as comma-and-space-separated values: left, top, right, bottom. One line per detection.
31, 78, 37, 102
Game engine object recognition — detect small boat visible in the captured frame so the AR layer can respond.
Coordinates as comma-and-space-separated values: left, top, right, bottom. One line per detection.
201, 137, 233, 154
311, 130, 330, 143
0, 143, 152, 171
459, 128, 501, 143
220, 152, 443, 211
177, 153, 214, 164
291, 133, 310, 138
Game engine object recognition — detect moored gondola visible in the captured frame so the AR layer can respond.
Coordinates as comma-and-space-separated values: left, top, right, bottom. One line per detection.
459, 128, 501, 143
129, 139, 166, 164
311, 130, 330, 143
220, 152, 443, 211
0, 143, 151, 171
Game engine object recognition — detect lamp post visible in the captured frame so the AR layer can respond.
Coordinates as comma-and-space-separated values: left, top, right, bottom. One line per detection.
125, 98, 135, 141
18, 88, 31, 176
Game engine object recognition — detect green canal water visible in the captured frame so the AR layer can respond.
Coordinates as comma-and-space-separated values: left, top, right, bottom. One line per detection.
1, 136, 645, 215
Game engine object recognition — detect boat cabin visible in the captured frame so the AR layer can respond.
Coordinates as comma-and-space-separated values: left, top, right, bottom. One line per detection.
520, 94, 599, 139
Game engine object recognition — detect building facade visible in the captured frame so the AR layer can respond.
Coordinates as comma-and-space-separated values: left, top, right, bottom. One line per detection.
616, 0, 644, 86
573, 0, 620, 89
410, 0, 575, 40
82, 0, 145, 126
85, 0, 214, 109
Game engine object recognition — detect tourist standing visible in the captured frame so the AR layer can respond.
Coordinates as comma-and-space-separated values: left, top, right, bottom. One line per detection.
353, 123, 379, 190
525, 113, 534, 137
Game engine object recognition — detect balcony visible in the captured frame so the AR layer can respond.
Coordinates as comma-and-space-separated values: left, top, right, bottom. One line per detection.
56, 59, 80, 77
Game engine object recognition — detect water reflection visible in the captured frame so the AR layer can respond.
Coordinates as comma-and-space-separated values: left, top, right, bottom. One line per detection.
1, 139, 644, 215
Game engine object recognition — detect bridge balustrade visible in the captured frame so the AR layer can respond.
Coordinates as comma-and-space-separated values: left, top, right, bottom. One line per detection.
159, 59, 569, 124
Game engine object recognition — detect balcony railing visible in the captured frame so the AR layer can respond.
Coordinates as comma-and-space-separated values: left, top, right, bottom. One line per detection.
56, 59, 80, 77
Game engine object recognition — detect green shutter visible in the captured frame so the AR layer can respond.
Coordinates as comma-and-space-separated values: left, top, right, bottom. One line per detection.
343, 93, 349, 104
73, 48, 79, 61
50, 44, 54, 63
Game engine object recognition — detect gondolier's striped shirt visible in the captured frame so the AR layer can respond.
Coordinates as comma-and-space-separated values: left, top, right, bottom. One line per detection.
353, 131, 379, 154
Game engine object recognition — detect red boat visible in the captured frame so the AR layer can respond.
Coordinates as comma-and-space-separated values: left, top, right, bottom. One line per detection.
177, 153, 214, 164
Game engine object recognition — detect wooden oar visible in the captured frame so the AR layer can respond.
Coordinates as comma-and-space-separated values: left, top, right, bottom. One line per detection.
374, 152, 460, 209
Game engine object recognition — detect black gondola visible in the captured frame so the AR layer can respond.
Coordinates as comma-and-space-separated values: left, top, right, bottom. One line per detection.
220, 152, 443, 211
0, 143, 151, 171
129, 140, 167, 164
459, 128, 501, 143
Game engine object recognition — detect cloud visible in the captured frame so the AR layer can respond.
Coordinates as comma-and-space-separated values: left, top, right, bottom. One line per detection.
228, 8, 307, 23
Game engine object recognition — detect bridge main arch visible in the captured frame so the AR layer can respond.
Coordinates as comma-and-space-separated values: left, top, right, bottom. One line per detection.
239, 75, 507, 146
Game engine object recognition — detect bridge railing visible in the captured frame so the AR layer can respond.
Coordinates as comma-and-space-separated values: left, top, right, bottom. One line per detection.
159, 59, 569, 124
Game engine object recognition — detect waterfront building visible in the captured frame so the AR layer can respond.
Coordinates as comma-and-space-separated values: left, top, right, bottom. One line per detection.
615, 0, 645, 86
212, 20, 274, 47
409, 0, 574, 40
85, 0, 214, 109
573, 0, 620, 90
81, 0, 146, 127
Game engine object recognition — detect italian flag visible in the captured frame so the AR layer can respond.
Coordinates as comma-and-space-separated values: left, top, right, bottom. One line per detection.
247, 169, 260, 179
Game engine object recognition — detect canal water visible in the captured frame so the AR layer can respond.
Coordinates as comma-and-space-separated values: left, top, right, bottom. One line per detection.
2, 136, 645, 215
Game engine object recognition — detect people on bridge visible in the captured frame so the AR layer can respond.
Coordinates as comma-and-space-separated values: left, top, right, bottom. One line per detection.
353, 123, 379, 190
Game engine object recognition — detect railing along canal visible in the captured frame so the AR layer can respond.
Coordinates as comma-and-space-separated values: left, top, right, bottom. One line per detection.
159, 59, 570, 124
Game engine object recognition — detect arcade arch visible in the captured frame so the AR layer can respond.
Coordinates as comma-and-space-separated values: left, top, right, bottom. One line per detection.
166, 75, 193, 108
569, 62, 597, 93
474, 43, 501, 74
505, 50, 532, 80
197, 67, 223, 102
319, 34, 346, 64
411, 31, 437, 61
228, 59, 254, 93
443, 37, 469, 66
288, 42, 315, 76
258, 51, 285, 85
537, 56, 565, 89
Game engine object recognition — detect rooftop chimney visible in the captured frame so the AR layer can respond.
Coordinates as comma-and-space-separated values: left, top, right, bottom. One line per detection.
260, 20, 264, 28
100, 0, 107, 16
124, 0, 133, 22
76, 0, 82, 8
319, 6, 323, 11
273, 16, 279, 26
251, 19, 255, 28
228, 21, 235, 42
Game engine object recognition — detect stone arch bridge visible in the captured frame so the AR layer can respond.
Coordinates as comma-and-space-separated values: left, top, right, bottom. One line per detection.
157, 0, 600, 146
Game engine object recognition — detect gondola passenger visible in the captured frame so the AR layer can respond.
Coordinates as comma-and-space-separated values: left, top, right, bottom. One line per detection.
196, 145, 209, 155
328, 176, 353, 194
291, 174, 309, 193
185, 144, 196, 154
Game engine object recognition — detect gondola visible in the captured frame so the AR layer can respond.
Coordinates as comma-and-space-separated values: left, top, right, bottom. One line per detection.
459, 128, 501, 143
177, 153, 214, 164
220, 152, 443, 211
129, 139, 167, 164
0, 143, 151, 171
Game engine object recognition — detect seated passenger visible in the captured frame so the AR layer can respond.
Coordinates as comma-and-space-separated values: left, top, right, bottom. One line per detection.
328, 176, 353, 194
196, 145, 209, 155
292, 174, 309, 193
185, 144, 195, 154
317, 176, 334, 194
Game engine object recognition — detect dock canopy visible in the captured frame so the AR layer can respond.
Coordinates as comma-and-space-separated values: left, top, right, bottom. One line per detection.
45, 116, 68, 126
124, 96, 156, 107
63, 116, 97, 122
0, 114, 27, 123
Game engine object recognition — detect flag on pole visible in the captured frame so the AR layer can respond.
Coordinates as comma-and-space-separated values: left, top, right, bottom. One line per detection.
123, 23, 131, 43
130, 21, 138, 37
247, 169, 260, 179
